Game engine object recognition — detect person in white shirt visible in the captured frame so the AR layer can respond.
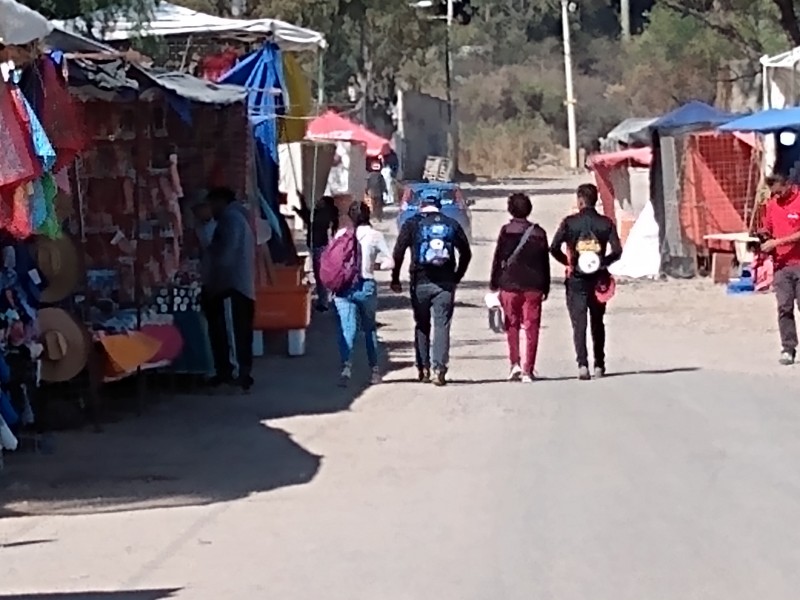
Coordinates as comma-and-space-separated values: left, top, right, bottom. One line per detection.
332, 201, 393, 386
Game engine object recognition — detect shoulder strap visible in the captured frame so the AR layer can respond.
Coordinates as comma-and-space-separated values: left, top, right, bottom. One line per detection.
504, 225, 535, 267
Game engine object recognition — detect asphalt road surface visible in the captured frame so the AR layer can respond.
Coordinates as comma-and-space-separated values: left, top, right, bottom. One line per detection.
2, 175, 800, 599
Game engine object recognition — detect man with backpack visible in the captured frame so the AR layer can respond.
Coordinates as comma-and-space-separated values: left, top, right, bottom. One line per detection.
391, 194, 472, 386
550, 183, 622, 380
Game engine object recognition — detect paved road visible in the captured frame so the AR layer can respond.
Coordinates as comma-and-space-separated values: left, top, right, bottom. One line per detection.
3, 176, 800, 599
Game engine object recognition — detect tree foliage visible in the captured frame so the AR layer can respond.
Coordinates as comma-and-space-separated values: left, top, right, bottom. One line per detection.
20, 0, 800, 173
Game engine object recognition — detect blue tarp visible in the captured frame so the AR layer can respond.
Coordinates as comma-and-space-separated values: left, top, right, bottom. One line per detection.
219, 43, 292, 261
651, 100, 739, 133
718, 107, 800, 133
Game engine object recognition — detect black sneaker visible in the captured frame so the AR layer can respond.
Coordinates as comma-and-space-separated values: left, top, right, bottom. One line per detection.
238, 375, 255, 392
418, 367, 431, 383
206, 375, 234, 388
432, 368, 448, 387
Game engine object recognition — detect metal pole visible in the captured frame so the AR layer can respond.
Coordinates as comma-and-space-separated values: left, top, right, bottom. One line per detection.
620, 0, 631, 42
445, 0, 455, 180
561, 0, 578, 170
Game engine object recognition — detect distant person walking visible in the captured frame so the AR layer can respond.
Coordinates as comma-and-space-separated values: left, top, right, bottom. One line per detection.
391, 194, 472, 386
328, 201, 393, 387
366, 159, 387, 219
550, 183, 622, 380
294, 194, 339, 312
490, 193, 551, 382
759, 173, 800, 365
205, 187, 256, 392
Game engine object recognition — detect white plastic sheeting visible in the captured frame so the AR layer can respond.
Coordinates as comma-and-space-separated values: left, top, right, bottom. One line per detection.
759, 48, 800, 172
54, 2, 326, 52
609, 201, 661, 280
0, 0, 53, 45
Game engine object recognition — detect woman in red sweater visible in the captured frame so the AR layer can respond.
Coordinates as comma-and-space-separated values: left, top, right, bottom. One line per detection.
489, 193, 551, 381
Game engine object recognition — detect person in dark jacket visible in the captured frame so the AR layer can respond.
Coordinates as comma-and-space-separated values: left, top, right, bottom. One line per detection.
294, 194, 339, 311
550, 183, 622, 380
391, 194, 472, 386
490, 193, 551, 382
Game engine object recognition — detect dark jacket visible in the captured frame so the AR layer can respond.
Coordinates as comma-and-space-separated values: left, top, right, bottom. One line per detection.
367, 171, 387, 199
549, 207, 623, 279
490, 218, 551, 295
295, 202, 338, 249
391, 210, 472, 287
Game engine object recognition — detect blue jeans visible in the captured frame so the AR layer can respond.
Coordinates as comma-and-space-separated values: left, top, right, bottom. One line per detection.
333, 279, 379, 367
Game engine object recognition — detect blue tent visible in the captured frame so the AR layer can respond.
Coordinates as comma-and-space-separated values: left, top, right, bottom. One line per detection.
651, 100, 739, 133
718, 107, 800, 133
219, 43, 293, 261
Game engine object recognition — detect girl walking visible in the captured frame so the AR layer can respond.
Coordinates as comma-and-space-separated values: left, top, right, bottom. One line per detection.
332, 201, 393, 386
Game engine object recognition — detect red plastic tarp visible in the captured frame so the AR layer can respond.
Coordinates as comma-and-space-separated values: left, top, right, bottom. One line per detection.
306, 110, 391, 157
588, 147, 652, 222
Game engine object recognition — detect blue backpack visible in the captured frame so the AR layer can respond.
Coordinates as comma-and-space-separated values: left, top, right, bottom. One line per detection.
416, 215, 456, 267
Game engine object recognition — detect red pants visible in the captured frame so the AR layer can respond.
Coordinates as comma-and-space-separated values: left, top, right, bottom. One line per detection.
499, 290, 544, 374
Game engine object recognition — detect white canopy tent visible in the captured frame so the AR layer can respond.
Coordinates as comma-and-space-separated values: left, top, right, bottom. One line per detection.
759, 48, 800, 173
0, 0, 53, 46
53, 2, 326, 52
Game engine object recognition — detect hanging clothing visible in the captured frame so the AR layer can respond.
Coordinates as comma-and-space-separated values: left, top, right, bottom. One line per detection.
0, 82, 37, 189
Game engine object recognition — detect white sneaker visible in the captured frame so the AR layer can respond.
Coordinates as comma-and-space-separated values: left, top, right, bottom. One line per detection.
521, 373, 535, 383
508, 364, 522, 381
339, 364, 352, 387
370, 367, 382, 385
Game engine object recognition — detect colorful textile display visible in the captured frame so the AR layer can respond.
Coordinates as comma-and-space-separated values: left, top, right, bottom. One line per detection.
0, 54, 86, 243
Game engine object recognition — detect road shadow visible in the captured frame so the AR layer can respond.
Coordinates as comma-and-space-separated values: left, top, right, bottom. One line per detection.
601, 367, 700, 378
0, 539, 54, 549
0, 315, 378, 515
0, 590, 180, 600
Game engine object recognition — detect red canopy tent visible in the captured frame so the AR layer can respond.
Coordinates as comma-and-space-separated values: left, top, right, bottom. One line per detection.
306, 110, 392, 157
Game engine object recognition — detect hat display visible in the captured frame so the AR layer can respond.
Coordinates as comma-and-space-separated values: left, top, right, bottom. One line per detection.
35, 235, 82, 303
100, 331, 161, 377
140, 324, 184, 363
38, 307, 89, 382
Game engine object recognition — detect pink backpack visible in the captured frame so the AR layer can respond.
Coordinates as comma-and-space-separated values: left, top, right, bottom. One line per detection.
319, 229, 361, 294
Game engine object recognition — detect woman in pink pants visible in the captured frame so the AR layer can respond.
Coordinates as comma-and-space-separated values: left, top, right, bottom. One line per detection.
489, 193, 551, 381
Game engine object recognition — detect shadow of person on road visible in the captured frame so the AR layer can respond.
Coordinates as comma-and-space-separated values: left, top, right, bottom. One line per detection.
0, 590, 181, 600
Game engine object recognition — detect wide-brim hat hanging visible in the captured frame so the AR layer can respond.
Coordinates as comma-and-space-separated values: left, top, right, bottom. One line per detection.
35, 234, 82, 303
38, 307, 89, 383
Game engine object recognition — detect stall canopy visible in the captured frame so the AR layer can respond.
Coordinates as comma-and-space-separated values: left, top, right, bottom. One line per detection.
0, 0, 53, 45
718, 107, 800, 133
53, 2, 326, 52
307, 110, 392, 157
601, 118, 656, 150
651, 100, 739, 134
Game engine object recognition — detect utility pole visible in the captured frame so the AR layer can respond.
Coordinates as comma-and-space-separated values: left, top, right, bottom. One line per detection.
445, 0, 456, 180
560, 0, 578, 170
620, 0, 631, 42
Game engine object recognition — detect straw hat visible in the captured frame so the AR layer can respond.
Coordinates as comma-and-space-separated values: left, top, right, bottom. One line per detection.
35, 235, 82, 303
38, 308, 90, 383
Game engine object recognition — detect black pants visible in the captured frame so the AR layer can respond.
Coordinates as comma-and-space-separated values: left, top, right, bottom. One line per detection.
411, 282, 455, 370
202, 289, 255, 380
774, 265, 800, 353
565, 278, 607, 368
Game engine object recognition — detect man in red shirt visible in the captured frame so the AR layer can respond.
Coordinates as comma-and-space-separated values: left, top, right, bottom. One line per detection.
761, 173, 800, 364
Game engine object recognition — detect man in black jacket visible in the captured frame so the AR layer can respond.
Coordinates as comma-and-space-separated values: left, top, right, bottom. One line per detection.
391, 195, 472, 386
550, 183, 623, 380
294, 194, 339, 311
